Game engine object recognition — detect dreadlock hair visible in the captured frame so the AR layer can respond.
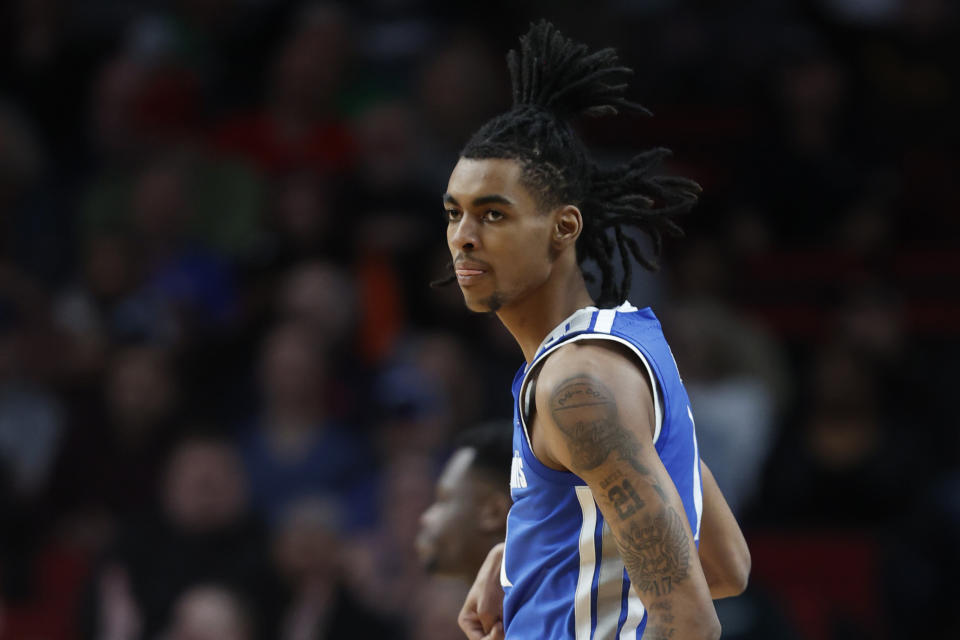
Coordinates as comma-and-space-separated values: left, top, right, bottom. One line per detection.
436, 20, 700, 307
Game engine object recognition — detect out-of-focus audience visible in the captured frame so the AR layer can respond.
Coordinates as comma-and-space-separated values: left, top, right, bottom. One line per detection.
262, 498, 397, 640
0, 1, 957, 639
238, 320, 375, 531
80, 436, 267, 640
160, 585, 254, 640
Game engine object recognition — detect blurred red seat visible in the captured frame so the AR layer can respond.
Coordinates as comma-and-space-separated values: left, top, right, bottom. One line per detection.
747, 530, 883, 640
1, 544, 91, 640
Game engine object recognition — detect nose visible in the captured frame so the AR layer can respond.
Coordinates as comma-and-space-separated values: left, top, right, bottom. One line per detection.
448, 214, 479, 252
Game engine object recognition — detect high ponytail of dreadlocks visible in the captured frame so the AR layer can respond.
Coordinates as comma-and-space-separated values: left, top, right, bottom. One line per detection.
457, 20, 700, 306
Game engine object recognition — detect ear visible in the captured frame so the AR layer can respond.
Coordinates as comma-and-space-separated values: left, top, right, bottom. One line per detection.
478, 491, 512, 534
552, 205, 583, 250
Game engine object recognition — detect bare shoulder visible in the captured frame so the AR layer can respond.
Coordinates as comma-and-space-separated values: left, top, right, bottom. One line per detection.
534, 339, 656, 445
535, 340, 654, 407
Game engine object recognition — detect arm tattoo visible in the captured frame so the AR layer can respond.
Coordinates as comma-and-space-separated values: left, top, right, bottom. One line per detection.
551, 374, 690, 598
649, 601, 676, 624
643, 625, 677, 640
607, 477, 646, 520
614, 504, 691, 597
550, 375, 648, 474
550, 375, 667, 500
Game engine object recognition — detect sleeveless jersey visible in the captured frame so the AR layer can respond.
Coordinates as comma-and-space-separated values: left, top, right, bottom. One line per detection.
503, 302, 703, 640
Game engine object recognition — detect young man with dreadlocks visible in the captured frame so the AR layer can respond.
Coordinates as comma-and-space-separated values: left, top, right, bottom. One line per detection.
438, 21, 749, 640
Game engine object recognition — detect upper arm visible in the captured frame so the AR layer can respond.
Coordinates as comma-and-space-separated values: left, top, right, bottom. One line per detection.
533, 342, 718, 635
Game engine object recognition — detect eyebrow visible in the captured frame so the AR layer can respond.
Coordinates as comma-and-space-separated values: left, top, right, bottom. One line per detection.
442, 193, 515, 207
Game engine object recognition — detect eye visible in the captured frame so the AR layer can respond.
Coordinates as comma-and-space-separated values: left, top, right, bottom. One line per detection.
445, 209, 462, 222
483, 210, 504, 222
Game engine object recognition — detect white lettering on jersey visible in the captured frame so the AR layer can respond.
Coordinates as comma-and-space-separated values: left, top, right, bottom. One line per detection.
510, 450, 527, 489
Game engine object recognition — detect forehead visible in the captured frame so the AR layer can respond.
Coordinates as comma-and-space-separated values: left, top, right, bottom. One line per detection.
446, 158, 533, 204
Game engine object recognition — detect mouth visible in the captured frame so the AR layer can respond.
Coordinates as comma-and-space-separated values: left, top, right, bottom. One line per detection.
455, 269, 487, 285
454, 261, 490, 286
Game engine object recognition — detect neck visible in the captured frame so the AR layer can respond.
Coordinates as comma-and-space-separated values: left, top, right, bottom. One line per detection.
496, 266, 594, 364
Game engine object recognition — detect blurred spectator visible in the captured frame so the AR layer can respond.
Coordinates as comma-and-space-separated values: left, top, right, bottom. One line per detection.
0, 101, 44, 209
80, 435, 269, 640
374, 331, 486, 457
883, 469, 960, 637
161, 584, 254, 640
416, 32, 507, 184
346, 100, 439, 361
258, 171, 344, 270
211, 3, 356, 177
78, 153, 246, 347
0, 100, 72, 283
664, 240, 788, 515
1, 0, 100, 158
128, 155, 236, 333
82, 137, 263, 260
120, 0, 290, 115
757, 342, 921, 526
0, 328, 64, 501
53, 232, 153, 374
0, 306, 65, 601
87, 51, 200, 162
47, 344, 181, 537
238, 320, 376, 530
832, 279, 951, 478
750, 32, 864, 244
278, 261, 357, 358
347, 453, 433, 624
258, 498, 397, 640
0, 197, 68, 603
352, 100, 430, 196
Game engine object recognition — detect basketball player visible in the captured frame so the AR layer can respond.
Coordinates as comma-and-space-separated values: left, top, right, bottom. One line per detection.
416, 424, 513, 581
437, 21, 749, 640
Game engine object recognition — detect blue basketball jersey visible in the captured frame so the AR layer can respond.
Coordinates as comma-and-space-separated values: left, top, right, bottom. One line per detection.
503, 302, 703, 640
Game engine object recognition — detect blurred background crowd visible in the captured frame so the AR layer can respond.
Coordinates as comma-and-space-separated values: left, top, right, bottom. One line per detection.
0, 0, 957, 638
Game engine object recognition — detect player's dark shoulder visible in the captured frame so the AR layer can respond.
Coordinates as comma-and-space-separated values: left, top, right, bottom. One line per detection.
526, 339, 649, 420
536, 339, 646, 391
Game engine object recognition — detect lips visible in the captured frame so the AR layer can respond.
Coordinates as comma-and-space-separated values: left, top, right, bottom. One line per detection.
454, 260, 490, 285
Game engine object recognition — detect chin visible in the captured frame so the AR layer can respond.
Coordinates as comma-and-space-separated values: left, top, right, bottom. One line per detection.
463, 299, 492, 313
462, 291, 504, 313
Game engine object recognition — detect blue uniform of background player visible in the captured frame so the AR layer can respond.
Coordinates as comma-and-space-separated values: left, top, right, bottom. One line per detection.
503, 303, 702, 639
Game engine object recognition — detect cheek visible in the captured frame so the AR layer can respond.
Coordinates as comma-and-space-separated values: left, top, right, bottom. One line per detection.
445, 224, 455, 251
435, 502, 472, 540
502, 236, 551, 286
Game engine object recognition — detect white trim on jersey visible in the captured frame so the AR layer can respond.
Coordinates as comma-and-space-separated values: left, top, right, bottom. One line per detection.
595, 523, 628, 640
588, 302, 662, 445
519, 333, 664, 447
688, 406, 704, 542
594, 308, 617, 333
619, 592, 646, 640
590, 333, 663, 445
574, 487, 598, 640
501, 517, 513, 587
517, 307, 665, 455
